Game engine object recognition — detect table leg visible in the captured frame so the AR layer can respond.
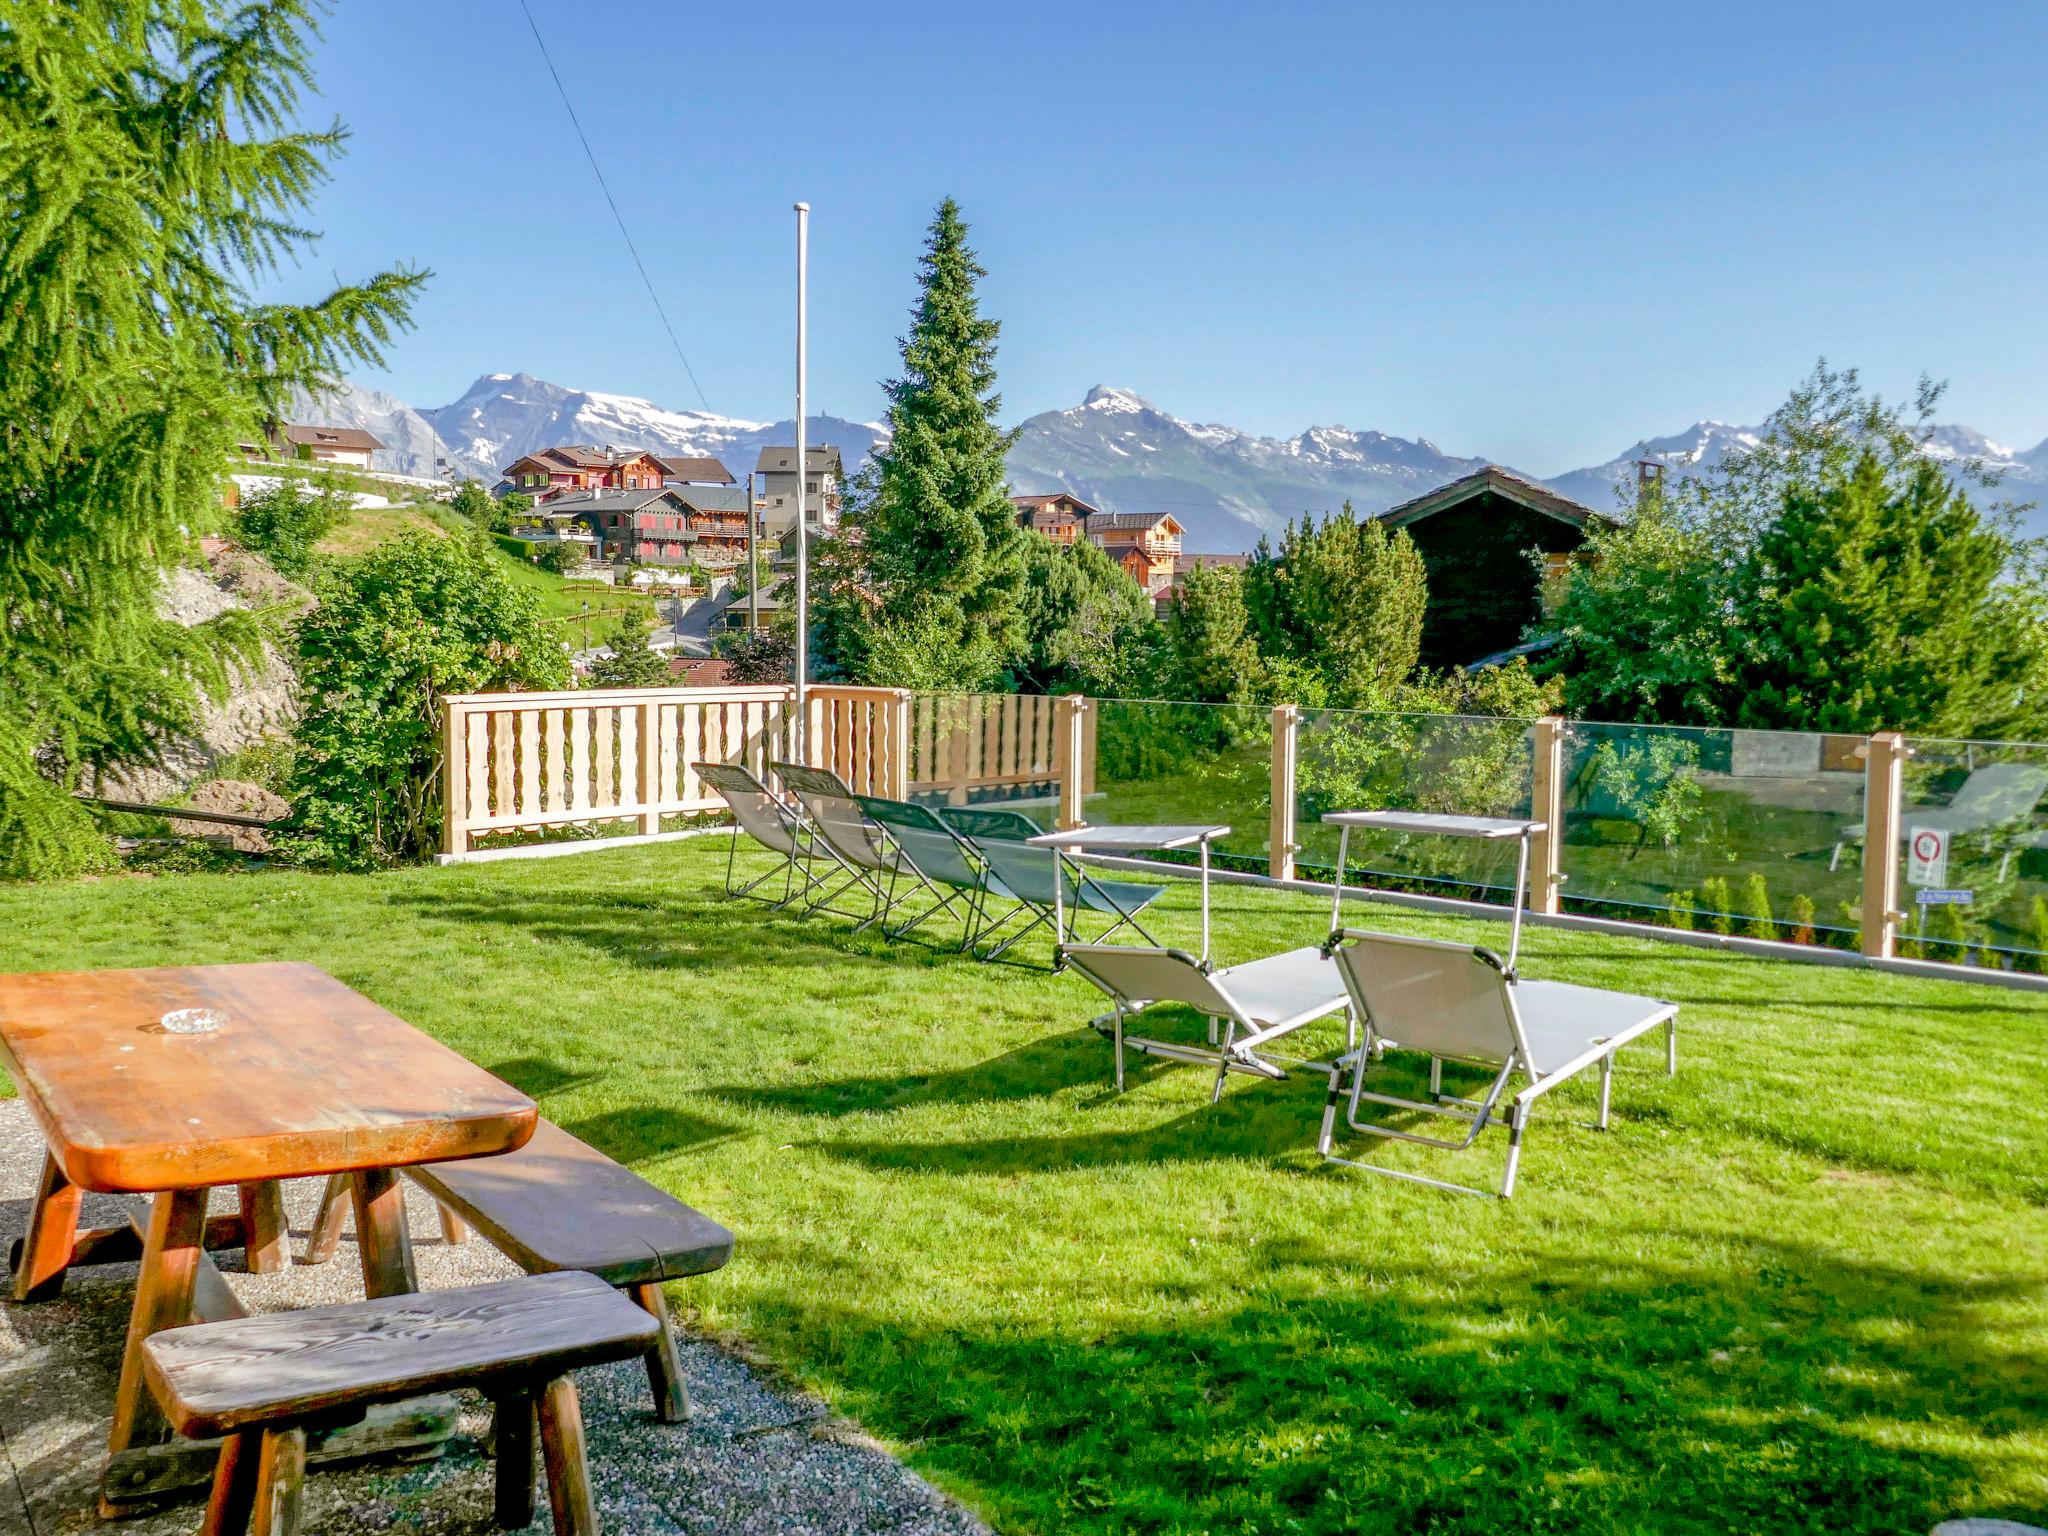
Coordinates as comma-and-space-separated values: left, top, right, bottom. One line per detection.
13, 1149, 82, 1302
1199, 837, 1212, 969
108, 1188, 209, 1457
238, 1182, 290, 1274
350, 1168, 417, 1298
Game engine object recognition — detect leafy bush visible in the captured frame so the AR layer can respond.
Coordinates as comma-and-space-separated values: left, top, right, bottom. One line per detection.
1698, 876, 1735, 936
234, 479, 351, 578
1787, 893, 1817, 945
285, 533, 567, 866
721, 629, 796, 685
1741, 873, 1775, 941
536, 540, 585, 576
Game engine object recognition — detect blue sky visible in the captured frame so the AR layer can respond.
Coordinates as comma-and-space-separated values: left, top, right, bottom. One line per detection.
276, 0, 2048, 473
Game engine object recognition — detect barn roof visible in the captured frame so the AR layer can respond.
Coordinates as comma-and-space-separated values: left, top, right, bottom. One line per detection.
1377, 466, 1612, 532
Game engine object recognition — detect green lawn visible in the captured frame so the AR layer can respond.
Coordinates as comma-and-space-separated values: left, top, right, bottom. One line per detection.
3, 842, 2045, 1534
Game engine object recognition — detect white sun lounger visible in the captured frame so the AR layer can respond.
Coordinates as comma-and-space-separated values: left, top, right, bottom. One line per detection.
1061, 943, 1354, 1102
1319, 929, 1677, 1198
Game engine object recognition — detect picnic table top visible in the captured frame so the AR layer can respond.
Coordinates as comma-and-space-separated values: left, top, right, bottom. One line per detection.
0, 961, 535, 1194
1027, 823, 1230, 851
1320, 810, 1547, 839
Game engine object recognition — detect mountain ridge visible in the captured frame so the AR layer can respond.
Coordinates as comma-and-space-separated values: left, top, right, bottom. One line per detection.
305, 373, 2048, 552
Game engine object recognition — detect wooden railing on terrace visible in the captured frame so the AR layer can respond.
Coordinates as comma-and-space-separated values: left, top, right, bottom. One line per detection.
440, 685, 1090, 860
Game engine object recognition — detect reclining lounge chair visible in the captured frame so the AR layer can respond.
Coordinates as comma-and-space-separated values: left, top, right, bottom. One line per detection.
1061, 942, 1353, 1102
1320, 929, 1678, 1198
698, 761, 819, 908
939, 806, 1166, 965
852, 794, 996, 948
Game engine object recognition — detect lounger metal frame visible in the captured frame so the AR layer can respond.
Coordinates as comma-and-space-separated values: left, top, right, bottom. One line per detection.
697, 761, 825, 909
1318, 928, 1677, 1198
766, 761, 905, 927
851, 795, 994, 948
937, 807, 1164, 966
1062, 942, 1355, 1103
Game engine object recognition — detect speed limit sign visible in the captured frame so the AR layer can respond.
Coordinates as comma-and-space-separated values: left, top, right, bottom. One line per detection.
1906, 824, 1949, 887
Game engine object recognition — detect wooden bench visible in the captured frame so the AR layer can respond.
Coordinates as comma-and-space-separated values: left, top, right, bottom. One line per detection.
142, 1270, 655, 1536
304, 1118, 734, 1423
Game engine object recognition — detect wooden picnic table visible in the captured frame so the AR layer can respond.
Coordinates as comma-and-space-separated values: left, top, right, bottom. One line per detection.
0, 960, 536, 1511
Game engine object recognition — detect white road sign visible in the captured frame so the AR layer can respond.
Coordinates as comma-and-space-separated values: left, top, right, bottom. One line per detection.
1906, 824, 1949, 888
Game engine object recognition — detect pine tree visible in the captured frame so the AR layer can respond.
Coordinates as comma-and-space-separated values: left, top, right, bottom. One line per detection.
0, 2, 425, 877
1242, 503, 1427, 707
853, 199, 1023, 688
1734, 454, 2048, 736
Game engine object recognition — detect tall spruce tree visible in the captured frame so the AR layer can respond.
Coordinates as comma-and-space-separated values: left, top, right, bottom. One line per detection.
853, 199, 1023, 688
0, 2, 424, 877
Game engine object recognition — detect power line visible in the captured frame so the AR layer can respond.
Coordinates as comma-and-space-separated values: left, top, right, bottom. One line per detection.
514, 0, 711, 411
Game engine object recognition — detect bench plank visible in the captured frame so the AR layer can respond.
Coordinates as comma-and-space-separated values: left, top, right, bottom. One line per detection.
407, 1119, 733, 1285
142, 1271, 656, 1439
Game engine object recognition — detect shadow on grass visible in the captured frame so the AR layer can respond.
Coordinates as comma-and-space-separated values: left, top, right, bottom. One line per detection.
742, 1234, 2047, 1536
703, 1030, 1130, 1118
390, 880, 984, 977
560, 1105, 739, 1163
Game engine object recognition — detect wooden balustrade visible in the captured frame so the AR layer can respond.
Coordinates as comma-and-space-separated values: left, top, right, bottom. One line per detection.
441, 686, 796, 858
439, 684, 1076, 861
907, 692, 1062, 805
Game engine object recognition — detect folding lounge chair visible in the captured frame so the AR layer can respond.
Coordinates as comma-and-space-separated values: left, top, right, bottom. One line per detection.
852, 795, 993, 947
940, 806, 1166, 965
1319, 929, 1677, 1198
698, 761, 820, 907
769, 762, 939, 932
1061, 943, 1353, 1102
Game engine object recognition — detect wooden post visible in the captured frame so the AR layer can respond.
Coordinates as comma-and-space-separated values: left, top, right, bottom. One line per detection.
1862, 730, 1907, 959
1269, 704, 1299, 881
1057, 695, 1089, 830
884, 690, 911, 798
1529, 716, 1566, 915
637, 696, 662, 836
441, 700, 468, 858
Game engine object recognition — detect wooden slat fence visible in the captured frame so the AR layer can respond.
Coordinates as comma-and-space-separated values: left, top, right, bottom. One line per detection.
440, 685, 1088, 860
442, 685, 795, 856
907, 692, 1063, 804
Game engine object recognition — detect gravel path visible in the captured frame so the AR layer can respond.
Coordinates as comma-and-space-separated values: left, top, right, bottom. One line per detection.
0, 1100, 988, 1536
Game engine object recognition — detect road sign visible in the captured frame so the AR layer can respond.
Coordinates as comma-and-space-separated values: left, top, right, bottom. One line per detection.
1915, 888, 1974, 906
1906, 824, 1949, 887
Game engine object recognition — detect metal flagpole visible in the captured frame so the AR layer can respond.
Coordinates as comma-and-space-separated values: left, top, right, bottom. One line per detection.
793, 201, 810, 760
746, 470, 758, 635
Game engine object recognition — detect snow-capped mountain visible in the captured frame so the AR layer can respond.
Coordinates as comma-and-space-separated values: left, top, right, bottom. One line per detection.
423, 373, 888, 487
1008, 386, 1501, 551
289, 381, 454, 479
298, 373, 2048, 551
1549, 419, 2048, 535
298, 373, 887, 485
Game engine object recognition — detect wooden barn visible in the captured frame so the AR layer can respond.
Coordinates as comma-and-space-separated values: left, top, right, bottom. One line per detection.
1378, 467, 1613, 670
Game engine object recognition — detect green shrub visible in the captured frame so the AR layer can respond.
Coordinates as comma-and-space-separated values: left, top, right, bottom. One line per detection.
1787, 893, 1817, 945
1666, 890, 1696, 931
536, 540, 584, 576
285, 532, 567, 866
1741, 872, 1775, 941
1699, 875, 1735, 936
235, 479, 350, 579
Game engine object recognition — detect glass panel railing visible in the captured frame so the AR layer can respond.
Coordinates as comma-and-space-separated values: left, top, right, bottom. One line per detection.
1894, 736, 2048, 969
1294, 709, 1535, 898
1083, 697, 1272, 872
1559, 721, 1865, 942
